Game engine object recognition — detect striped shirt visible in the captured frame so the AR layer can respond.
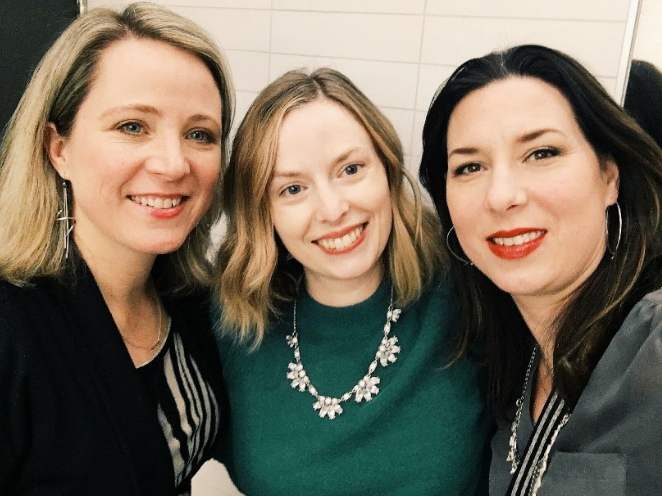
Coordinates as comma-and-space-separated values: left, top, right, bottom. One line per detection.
138, 322, 219, 494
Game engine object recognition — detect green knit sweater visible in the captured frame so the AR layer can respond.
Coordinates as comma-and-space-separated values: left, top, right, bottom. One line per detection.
215, 279, 491, 495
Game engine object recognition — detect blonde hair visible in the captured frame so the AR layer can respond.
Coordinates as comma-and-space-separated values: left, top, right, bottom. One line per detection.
0, 2, 234, 291
216, 68, 446, 344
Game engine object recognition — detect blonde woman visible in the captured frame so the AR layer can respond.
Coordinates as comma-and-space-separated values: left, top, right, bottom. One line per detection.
0, 3, 234, 494
214, 68, 491, 495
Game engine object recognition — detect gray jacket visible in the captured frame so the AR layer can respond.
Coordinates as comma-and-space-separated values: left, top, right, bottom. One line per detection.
490, 288, 662, 496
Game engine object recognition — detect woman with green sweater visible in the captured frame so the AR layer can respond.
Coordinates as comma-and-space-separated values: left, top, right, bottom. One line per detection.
213, 68, 491, 495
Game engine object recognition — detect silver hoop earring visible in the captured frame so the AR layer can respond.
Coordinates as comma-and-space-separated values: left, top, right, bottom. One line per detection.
446, 226, 473, 266
56, 180, 75, 260
606, 201, 622, 259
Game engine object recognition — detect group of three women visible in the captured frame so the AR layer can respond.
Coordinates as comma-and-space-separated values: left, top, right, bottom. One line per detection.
1, 2, 661, 495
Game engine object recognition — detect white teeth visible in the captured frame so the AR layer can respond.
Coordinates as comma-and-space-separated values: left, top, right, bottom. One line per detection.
492, 230, 544, 246
318, 225, 364, 251
130, 196, 183, 209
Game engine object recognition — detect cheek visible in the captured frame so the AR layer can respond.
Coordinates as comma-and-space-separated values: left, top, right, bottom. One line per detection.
270, 204, 299, 249
446, 185, 478, 229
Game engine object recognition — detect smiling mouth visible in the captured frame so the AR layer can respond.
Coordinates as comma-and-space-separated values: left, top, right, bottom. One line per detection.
316, 224, 365, 251
490, 230, 546, 246
129, 195, 184, 209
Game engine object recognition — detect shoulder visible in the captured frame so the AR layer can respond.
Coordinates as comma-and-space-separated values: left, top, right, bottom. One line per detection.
0, 279, 52, 330
409, 273, 456, 312
620, 287, 662, 344
0, 280, 50, 386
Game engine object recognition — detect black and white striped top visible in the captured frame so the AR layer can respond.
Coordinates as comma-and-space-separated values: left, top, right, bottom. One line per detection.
138, 322, 220, 494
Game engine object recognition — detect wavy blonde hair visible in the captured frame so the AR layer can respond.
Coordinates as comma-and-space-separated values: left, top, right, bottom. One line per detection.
0, 2, 234, 292
216, 68, 446, 344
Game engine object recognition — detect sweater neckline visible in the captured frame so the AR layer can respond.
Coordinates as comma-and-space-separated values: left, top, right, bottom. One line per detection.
295, 278, 390, 338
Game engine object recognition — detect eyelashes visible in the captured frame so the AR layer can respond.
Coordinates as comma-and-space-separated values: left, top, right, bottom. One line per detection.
450, 146, 563, 177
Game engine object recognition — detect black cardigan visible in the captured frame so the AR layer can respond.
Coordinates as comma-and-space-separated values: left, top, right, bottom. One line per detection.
0, 267, 224, 496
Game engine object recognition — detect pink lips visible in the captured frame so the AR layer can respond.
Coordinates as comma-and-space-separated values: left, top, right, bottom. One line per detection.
487, 228, 547, 259
315, 223, 366, 255
129, 194, 187, 219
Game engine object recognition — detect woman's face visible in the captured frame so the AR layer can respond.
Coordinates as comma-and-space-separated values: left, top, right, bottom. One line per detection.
47, 38, 222, 261
445, 77, 619, 310
269, 98, 392, 298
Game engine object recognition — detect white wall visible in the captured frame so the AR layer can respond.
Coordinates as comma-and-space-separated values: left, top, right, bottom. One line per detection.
87, 0, 636, 175
83, 1, 639, 494
634, 0, 662, 68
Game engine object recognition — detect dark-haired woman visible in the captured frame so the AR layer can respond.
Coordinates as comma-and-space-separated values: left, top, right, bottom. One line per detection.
420, 44, 662, 495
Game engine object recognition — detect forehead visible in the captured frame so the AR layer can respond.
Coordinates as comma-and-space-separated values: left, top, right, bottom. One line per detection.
274, 98, 374, 170
448, 77, 580, 143
80, 37, 220, 113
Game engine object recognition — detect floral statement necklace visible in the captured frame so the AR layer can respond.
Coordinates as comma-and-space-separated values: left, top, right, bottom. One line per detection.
286, 286, 402, 419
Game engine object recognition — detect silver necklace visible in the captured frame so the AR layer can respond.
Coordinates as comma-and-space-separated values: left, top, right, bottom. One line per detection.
507, 347, 570, 496
286, 285, 402, 419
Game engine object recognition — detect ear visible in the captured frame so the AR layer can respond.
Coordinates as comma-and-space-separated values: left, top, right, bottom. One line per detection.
603, 157, 620, 206
44, 122, 70, 180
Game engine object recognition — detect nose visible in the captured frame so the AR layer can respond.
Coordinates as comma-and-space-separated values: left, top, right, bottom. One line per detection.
314, 182, 349, 223
144, 133, 191, 180
485, 164, 527, 213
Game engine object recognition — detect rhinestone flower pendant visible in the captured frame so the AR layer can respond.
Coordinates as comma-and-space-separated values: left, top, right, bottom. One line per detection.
287, 362, 309, 392
354, 375, 380, 402
313, 396, 343, 419
376, 336, 400, 367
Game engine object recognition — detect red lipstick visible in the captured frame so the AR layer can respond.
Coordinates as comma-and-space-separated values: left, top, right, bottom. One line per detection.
487, 228, 546, 260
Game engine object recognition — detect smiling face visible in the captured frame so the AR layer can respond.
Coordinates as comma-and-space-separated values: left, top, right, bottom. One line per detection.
47, 38, 222, 263
270, 98, 393, 303
445, 77, 619, 316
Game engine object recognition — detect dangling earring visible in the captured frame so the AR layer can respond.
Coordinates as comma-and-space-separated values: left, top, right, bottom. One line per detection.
56, 180, 75, 259
606, 201, 622, 259
446, 226, 473, 266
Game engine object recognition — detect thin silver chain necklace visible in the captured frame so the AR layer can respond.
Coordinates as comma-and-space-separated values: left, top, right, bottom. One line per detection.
285, 285, 402, 419
507, 347, 571, 496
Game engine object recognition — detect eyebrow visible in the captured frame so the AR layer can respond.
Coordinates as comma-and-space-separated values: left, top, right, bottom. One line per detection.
448, 128, 564, 158
100, 104, 161, 119
517, 128, 563, 143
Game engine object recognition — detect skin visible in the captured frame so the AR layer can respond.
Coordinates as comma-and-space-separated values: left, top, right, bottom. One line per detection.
46, 38, 223, 365
445, 77, 619, 418
270, 98, 393, 307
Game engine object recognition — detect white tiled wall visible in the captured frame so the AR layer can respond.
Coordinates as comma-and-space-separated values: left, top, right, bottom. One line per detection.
634, 0, 662, 68
83, 1, 640, 494
87, 0, 637, 175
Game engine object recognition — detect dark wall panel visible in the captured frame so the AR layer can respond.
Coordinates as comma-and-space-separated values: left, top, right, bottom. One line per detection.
0, 0, 79, 135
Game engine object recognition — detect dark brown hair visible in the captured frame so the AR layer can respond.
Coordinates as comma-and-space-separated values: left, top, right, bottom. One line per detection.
419, 44, 662, 417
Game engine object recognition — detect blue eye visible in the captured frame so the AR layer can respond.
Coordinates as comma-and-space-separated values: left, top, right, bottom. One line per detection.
187, 129, 214, 143
119, 122, 143, 134
344, 164, 360, 175
282, 184, 302, 196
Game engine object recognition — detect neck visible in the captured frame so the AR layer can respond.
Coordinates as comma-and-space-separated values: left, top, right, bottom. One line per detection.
75, 235, 156, 308
514, 296, 560, 421
305, 265, 384, 307
513, 295, 559, 366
